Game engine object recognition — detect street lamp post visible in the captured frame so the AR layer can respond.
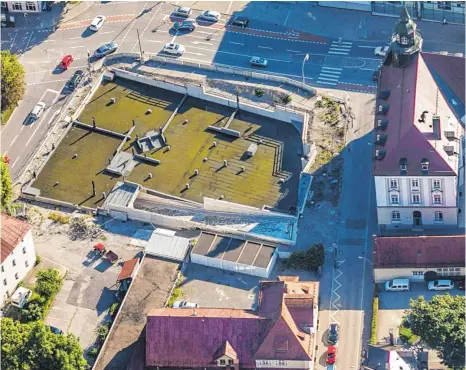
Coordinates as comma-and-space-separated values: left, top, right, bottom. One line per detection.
358, 256, 375, 282
302, 53, 309, 87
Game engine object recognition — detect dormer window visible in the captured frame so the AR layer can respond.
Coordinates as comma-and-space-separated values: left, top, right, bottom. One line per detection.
422, 164, 428, 171
219, 360, 226, 365
401, 36, 408, 45
400, 164, 407, 171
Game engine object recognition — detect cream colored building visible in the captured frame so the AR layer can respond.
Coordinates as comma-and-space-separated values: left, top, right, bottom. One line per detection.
373, 235, 465, 283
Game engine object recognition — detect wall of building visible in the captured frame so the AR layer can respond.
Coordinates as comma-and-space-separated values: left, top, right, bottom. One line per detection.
255, 359, 314, 369
375, 175, 458, 227
318, 1, 371, 11
7, 1, 41, 12
0, 230, 36, 307
374, 266, 466, 283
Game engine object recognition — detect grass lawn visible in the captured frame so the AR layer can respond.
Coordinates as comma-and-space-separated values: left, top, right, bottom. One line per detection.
399, 322, 419, 345
1, 106, 15, 125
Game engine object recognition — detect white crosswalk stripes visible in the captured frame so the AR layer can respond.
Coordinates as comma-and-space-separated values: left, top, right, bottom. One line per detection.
328, 40, 353, 55
317, 66, 342, 86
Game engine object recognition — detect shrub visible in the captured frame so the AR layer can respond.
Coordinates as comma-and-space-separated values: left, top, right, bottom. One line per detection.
254, 88, 265, 97
88, 346, 99, 358
280, 94, 292, 104
168, 276, 183, 308
97, 324, 109, 342
370, 296, 379, 344
23, 301, 45, 322
35, 255, 41, 266
48, 212, 70, 224
35, 269, 61, 299
108, 302, 119, 316
284, 244, 325, 271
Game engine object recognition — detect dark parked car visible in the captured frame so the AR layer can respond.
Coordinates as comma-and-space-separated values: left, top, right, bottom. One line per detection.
172, 20, 196, 31
48, 326, 63, 335
66, 70, 84, 89
230, 16, 249, 28
328, 322, 339, 345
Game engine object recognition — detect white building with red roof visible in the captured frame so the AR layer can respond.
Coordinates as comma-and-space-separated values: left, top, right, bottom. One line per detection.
1, 214, 36, 307
373, 7, 464, 230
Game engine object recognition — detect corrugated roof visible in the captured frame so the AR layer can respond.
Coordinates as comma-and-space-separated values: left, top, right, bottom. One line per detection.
146, 277, 318, 367
117, 258, 139, 281
373, 53, 464, 176
373, 235, 465, 268
145, 228, 191, 261
1, 214, 30, 263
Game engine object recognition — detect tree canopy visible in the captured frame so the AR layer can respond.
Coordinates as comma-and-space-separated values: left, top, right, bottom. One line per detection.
408, 295, 465, 369
1, 50, 25, 115
1, 318, 87, 370
1, 158, 13, 210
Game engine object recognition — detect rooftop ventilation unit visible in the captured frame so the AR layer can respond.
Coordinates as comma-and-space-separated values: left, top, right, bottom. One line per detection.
455, 53, 464, 57
376, 134, 387, 145
377, 119, 389, 130
375, 149, 386, 160
378, 90, 391, 99
378, 105, 389, 115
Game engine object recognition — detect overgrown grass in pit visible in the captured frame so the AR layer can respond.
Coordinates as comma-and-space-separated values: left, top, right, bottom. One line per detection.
168, 276, 183, 308
1, 106, 15, 125
48, 212, 70, 224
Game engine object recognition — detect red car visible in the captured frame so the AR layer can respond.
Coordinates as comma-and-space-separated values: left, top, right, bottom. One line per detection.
59, 54, 73, 70
326, 346, 337, 364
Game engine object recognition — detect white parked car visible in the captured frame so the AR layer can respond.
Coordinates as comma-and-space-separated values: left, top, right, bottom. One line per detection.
172, 301, 199, 308
374, 46, 389, 57
428, 279, 454, 291
90, 15, 106, 31
30, 102, 46, 120
199, 10, 221, 22
163, 43, 185, 55
173, 6, 192, 18
250, 56, 268, 67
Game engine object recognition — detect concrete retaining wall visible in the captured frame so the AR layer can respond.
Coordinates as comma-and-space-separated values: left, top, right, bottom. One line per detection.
162, 94, 188, 134
73, 121, 129, 140
133, 154, 161, 165
207, 125, 241, 138
73, 73, 105, 120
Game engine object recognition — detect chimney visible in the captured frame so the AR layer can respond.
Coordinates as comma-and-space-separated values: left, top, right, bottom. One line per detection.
432, 116, 441, 139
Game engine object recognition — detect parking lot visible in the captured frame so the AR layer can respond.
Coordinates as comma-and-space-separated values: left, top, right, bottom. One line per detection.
376, 282, 465, 344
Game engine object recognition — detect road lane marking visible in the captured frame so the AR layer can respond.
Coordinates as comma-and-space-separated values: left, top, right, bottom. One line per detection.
26, 109, 58, 147
229, 42, 243, 46
184, 51, 204, 56
190, 41, 213, 46
286, 49, 300, 53
20, 31, 35, 61
70, 36, 81, 40
258, 46, 273, 50
283, 8, 292, 26
329, 51, 350, 55
358, 45, 376, 48
322, 66, 343, 71
100, 31, 114, 35
70, 45, 86, 49
11, 157, 19, 169
131, 1, 163, 53
9, 135, 18, 147
227, 0, 233, 14
42, 39, 56, 43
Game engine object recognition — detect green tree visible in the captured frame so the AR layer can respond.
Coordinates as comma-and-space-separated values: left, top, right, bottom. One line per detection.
35, 269, 62, 298
1, 318, 87, 370
1, 50, 25, 114
408, 295, 465, 369
1, 158, 12, 210
284, 243, 325, 271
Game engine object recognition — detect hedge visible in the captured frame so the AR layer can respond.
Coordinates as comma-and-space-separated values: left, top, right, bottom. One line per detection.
370, 296, 379, 344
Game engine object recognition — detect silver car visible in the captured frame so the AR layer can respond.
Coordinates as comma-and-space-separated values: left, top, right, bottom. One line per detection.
428, 279, 454, 291
199, 10, 221, 22
94, 41, 118, 58
250, 56, 268, 67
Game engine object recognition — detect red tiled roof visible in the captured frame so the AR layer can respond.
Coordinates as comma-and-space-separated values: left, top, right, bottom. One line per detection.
373, 235, 465, 268
1, 214, 30, 263
373, 53, 463, 176
146, 277, 318, 368
421, 52, 465, 106
117, 258, 139, 281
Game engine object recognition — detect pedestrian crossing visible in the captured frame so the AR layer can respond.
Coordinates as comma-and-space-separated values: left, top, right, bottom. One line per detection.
328, 40, 353, 55
316, 66, 342, 86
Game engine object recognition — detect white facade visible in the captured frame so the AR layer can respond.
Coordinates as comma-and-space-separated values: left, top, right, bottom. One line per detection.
0, 230, 36, 307
256, 360, 314, 369
374, 266, 465, 283
7, 1, 41, 12
375, 175, 458, 229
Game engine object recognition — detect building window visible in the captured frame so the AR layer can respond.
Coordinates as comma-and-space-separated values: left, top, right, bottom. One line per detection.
412, 271, 424, 276
434, 211, 443, 222
277, 360, 288, 366
437, 267, 461, 276
219, 360, 226, 365
12, 259, 16, 267
3, 279, 6, 286
433, 194, 442, 204
25, 261, 29, 268
412, 194, 420, 204
25, 1, 36, 11
391, 211, 401, 221
433, 179, 441, 189
22, 247, 26, 254
401, 36, 408, 45
389, 179, 398, 189
228, 360, 233, 365
1, 265, 3, 273
15, 273, 19, 280
422, 164, 429, 171
12, 2, 22, 10
390, 194, 399, 204
411, 179, 419, 190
